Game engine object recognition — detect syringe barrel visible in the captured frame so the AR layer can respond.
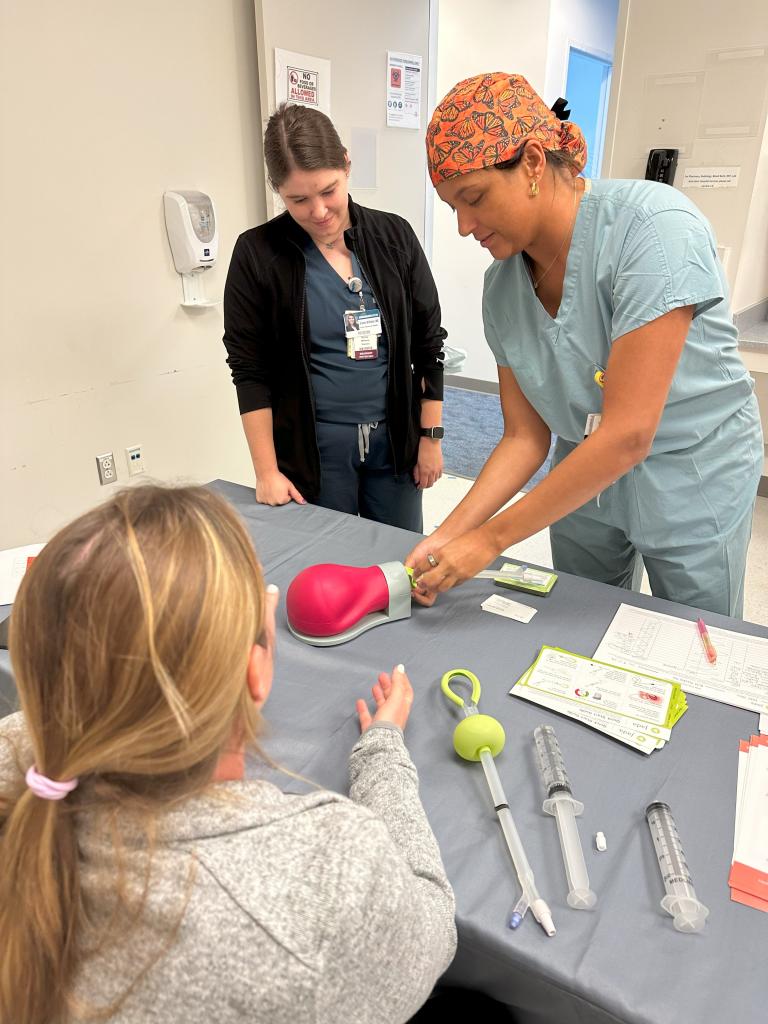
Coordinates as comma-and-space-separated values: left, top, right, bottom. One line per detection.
645, 802, 695, 891
534, 724, 573, 798
553, 799, 597, 909
646, 801, 708, 931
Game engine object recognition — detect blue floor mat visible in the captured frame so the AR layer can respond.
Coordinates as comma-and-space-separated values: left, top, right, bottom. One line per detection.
442, 386, 554, 488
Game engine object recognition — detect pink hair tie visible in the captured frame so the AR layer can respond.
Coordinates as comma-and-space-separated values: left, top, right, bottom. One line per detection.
25, 764, 79, 801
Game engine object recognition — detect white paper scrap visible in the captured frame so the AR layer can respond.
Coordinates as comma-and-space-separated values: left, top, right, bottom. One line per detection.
481, 594, 537, 623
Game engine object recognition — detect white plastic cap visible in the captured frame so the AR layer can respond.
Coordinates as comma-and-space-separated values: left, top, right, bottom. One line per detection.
531, 898, 556, 937
595, 831, 607, 852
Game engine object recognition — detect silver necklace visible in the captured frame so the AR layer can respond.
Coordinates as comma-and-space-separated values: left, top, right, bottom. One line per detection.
531, 182, 580, 290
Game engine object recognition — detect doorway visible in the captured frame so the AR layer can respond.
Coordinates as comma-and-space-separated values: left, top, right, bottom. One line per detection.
565, 47, 612, 178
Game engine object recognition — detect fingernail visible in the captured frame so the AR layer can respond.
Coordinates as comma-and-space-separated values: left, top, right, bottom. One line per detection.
395, 663, 405, 674
266, 584, 279, 595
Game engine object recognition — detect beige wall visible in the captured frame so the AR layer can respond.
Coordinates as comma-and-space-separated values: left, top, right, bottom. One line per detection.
1, 0, 266, 546
431, 0, 551, 383
603, 0, 768, 311
732, 114, 768, 312
255, 0, 432, 240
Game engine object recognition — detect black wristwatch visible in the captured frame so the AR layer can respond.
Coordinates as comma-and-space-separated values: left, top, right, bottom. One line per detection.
420, 426, 445, 439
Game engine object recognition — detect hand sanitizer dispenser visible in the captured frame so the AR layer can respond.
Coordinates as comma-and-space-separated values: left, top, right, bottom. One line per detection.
163, 190, 220, 307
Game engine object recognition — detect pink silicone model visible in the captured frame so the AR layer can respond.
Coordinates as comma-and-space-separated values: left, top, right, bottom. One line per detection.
287, 564, 391, 637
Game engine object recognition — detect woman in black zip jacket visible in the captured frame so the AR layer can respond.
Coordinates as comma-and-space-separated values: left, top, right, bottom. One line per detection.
222, 103, 447, 532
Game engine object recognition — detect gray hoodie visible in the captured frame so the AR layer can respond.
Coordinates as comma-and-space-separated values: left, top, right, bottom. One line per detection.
0, 714, 456, 1023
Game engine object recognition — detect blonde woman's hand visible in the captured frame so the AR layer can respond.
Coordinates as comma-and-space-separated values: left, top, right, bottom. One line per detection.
356, 664, 414, 733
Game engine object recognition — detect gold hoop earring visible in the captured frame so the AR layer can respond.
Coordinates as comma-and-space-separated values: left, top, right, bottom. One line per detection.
529, 179, 540, 198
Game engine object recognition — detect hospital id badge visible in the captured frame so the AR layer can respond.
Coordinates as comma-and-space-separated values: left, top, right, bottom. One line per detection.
344, 308, 381, 361
584, 412, 602, 438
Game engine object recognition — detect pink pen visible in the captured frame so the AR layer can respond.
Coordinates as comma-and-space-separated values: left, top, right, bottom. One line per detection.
697, 618, 717, 665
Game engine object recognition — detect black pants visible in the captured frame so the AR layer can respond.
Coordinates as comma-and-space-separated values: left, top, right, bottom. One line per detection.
313, 420, 423, 532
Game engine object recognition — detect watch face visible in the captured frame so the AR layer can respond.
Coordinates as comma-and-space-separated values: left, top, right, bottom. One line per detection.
423, 427, 444, 439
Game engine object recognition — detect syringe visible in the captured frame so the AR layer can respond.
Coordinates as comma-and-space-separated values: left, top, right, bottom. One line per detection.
645, 801, 709, 933
534, 725, 597, 910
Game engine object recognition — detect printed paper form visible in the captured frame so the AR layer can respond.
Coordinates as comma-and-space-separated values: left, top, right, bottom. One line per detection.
594, 604, 768, 714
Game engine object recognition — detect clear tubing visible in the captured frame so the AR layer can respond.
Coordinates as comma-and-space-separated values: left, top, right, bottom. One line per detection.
534, 725, 596, 910
645, 802, 709, 933
479, 749, 556, 937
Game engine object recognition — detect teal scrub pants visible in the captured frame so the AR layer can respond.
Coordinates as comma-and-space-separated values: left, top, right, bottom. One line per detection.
549, 399, 763, 618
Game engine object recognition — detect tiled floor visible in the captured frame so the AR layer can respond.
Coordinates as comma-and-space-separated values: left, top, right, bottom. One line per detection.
423, 474, 768, 627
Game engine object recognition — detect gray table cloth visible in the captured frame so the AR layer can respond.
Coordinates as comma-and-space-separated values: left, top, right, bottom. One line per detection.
2, 477, 765, 1024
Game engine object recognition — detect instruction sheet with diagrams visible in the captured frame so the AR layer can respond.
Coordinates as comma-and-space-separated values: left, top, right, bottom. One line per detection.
510, 646, 687, 754
593, 604, 768, 714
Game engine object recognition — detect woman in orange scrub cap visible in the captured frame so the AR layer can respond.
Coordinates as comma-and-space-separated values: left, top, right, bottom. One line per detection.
407, 72, 762, 617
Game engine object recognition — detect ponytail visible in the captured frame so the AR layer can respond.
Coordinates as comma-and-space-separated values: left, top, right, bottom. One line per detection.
0, 787, 80, 1024
0, 484, 267, 1022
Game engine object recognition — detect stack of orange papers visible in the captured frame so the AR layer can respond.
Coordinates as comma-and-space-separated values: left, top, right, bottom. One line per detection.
729, 734, 768, 912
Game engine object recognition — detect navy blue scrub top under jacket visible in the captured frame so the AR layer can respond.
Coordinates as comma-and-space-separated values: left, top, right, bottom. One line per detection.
303, 238, 388, 424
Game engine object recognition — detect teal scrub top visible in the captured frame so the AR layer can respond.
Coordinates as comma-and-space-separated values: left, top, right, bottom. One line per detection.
482, 178, 754, 453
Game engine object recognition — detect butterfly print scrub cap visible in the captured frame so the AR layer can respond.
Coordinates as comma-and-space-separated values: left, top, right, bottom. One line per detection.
426, 72, 587, 186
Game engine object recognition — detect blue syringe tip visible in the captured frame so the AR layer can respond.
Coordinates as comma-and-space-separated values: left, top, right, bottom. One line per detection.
508, 912, 523, 929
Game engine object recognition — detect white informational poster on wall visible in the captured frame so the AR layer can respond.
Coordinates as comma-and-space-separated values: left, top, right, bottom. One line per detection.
275, 48, 331, 115
682, 167, 741, 189
386, 51, 422, 130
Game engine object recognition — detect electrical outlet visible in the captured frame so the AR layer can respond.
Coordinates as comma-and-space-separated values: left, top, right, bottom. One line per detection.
125, 444, 145, 477
96, 452, 116, 486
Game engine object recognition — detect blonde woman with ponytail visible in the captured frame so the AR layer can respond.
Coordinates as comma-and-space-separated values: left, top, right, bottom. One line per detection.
0, 485, 455, 1024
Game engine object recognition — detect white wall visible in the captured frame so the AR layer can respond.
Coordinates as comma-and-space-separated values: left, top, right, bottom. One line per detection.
254, 0, 432, 242
603, 0, 768, 310
543, 0, 619, 104
1, 0, 265, 547
732, 115, 768, 312
431, 0, 551, 383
